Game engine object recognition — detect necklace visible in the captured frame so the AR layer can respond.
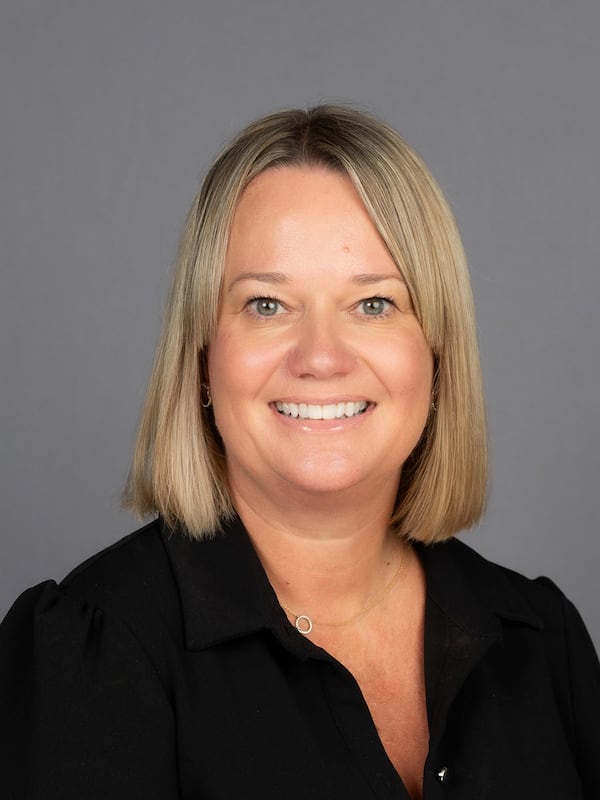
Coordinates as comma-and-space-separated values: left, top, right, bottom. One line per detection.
279, 543, 409, 636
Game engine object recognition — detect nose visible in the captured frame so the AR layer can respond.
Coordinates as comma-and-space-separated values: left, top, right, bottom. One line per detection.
285, 313, 356, 379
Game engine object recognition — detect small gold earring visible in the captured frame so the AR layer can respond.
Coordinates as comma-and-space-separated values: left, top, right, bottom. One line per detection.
430, 388, 438, 413
201, 383, 212, 408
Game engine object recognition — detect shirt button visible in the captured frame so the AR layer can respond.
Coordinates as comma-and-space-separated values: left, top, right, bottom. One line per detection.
436, 766, 449, 783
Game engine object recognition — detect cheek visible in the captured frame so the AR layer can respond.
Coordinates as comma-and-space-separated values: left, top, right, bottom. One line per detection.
387, 337, 434, 397
208, 333, 239, 415
209, 326, 288, 390
207, 329, 278, 421
207, 335, 242, 452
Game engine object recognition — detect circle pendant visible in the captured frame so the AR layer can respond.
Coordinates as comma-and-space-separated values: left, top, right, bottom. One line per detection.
295, 615, 313, 635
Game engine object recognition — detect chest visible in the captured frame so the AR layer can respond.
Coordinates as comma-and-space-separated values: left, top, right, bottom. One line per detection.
360, 667, 429, 798
327, 627, 430, 800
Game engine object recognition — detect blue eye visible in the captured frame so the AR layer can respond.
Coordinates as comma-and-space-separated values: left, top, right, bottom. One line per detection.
250, 297, 281, 316
361, 297, 391, 316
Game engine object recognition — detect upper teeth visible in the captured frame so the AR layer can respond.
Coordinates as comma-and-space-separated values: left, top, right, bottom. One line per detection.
275, 401, 368, 420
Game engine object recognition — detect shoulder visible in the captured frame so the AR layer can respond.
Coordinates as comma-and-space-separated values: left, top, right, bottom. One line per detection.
441, 538, 600, 779
443, 536, 569, 605
421, 535, 600, 704
60, 518, 185, 669
0, 520, 181, 796
421, 536, 595, 644
1, 518, 184, 690
59, 518, 179, 624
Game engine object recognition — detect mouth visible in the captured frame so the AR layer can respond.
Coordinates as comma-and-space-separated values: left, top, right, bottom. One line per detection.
274, 400, 370, 420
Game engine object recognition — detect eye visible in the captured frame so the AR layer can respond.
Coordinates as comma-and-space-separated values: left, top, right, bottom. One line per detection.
248, 297, 283, 317
359, 297, 393, 316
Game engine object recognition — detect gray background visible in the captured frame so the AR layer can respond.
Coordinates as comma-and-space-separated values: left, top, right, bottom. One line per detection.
1, 1, 599, 648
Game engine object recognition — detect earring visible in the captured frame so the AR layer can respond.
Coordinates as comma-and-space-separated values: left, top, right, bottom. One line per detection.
201, 383, 212, 408
430, 388, 438, 413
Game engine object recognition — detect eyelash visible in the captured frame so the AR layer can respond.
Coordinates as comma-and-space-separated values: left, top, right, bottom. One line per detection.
358, 296, 396, 318
245, 295, 286, 318
244, 295, 398, 319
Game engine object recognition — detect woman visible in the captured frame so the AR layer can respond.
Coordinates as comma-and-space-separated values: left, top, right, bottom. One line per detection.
2, 105, 599, 799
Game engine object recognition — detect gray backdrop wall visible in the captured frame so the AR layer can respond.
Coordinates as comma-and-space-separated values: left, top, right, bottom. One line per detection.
2, 1, 599, 648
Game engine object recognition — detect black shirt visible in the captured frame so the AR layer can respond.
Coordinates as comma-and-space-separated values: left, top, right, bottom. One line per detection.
1, 515, 599, 799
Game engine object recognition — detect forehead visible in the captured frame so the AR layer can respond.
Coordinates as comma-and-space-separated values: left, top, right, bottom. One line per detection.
234, 166, 362, 224
239, 164, 354, 202
226, 166, 395, 271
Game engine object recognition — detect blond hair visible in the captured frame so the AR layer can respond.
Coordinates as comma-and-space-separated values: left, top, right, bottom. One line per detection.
123, 105, 487, 542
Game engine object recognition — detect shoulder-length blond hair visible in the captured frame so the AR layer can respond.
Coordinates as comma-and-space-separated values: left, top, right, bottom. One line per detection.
124, 104, 487, 542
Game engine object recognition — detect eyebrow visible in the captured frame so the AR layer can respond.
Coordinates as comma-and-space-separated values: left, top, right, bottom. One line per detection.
351, 273, 406, 285
227, 271, 289, 291
227, 271, 406, 291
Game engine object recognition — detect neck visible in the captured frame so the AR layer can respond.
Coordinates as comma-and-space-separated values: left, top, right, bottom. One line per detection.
231, 484, 406, 625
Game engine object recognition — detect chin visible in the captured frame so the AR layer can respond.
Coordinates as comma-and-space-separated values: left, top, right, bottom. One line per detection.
276, 460, 387, 497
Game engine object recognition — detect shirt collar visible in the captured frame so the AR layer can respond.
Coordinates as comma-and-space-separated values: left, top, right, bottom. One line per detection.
161, 515, 310, 656
417, 536, 543, 636
161, 516, 542, 654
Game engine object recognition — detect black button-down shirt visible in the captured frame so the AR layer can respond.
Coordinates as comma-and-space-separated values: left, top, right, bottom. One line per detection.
2, 515, 599, 798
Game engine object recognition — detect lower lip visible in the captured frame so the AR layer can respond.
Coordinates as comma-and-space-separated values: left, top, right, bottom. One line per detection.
270, 404, 374, 432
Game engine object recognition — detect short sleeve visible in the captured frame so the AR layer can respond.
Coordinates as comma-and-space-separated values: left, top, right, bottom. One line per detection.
0, 581, 179, 800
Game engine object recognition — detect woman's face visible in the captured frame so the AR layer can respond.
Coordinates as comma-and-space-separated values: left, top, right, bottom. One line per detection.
208, 166, 433, 506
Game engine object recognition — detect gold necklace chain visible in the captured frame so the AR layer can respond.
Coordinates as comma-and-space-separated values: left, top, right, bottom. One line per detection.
279, 542, 409, 636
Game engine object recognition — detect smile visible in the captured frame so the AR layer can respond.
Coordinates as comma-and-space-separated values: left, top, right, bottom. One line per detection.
274, 401, 369, 420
